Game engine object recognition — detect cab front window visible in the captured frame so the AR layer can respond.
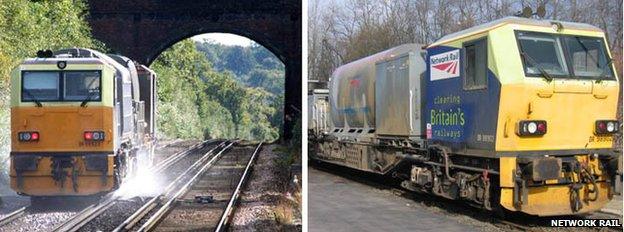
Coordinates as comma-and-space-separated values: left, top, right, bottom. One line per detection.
22, 71, 60, 101
64, 71, 101, 101
21, 70, 101, 102
517, 32, 569, 76
515, 31, 615, 80
564, 36, 614, 79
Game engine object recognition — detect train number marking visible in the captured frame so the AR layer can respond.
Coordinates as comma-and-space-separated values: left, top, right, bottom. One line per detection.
79, 141, 102, 147
477, 134, 495, 143
589, 136, 612, 142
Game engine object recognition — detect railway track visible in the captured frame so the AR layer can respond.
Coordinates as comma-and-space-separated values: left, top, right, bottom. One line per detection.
42, 141, 263, 232
111, 142, 262, 232
0, 207, 26, 226
51, 140, 229, 232
0, 140, 216, 232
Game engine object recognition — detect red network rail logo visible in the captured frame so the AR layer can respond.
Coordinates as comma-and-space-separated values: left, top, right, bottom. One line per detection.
430, 49, 460, 81
432, 60, 458, 75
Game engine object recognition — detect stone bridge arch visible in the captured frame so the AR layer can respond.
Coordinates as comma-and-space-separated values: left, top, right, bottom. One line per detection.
86, 0, 301, 140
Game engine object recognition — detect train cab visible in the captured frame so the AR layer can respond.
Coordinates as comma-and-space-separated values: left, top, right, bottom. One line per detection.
9, 48, 156, 196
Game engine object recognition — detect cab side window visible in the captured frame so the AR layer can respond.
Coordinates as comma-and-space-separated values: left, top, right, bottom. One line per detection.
463, 38, 487, 90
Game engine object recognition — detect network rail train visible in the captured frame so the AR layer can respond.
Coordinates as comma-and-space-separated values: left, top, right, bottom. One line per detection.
9, 48, 157, 197
309, 17, 621, 216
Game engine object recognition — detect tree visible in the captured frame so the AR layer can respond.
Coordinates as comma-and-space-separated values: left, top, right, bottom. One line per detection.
223, 46, 254, 76
0, 0, 101, 187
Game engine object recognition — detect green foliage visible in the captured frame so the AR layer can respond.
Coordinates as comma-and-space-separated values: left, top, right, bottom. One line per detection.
273, 115, 301, 169
0, 0, 100, 187
193, 40, 285, 140
153, 39, 283, 142
151, 40, 235, 140
194, 41, 285, 97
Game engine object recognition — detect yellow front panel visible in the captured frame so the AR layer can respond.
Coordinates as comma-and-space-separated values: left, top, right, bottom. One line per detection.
11, 106, 114, 152
500, 182, 611, 216
496, 81, 618, 151
499, 154, 613, 216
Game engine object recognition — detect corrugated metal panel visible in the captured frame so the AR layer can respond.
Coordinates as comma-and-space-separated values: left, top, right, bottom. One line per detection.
375, 51, 426, 137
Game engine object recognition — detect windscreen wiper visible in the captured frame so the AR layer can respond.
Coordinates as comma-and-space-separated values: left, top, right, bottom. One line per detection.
574, 37, 613, 83
80, 91, 98, 107
520, 52, 553, 82
80, 77, 100, 107
595, 58, 613, 83
23, 89, 42, 107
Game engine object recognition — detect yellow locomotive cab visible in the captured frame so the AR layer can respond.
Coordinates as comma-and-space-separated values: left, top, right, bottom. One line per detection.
429, 18, 620, 216
9, 49, 157, 197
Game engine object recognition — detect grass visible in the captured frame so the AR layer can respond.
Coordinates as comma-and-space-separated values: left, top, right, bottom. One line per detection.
274, 200, 296, 225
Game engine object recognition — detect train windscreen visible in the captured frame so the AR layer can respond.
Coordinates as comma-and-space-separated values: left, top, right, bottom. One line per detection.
21, 70, 101, 102
516, 31, 615, 80
516, 32, 569, 77
64, 71, 101, 101
22, 71, 60, 101
563, 36, 614, 80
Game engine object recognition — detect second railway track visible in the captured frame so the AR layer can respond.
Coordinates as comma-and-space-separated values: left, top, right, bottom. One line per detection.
117, 142, 262, 232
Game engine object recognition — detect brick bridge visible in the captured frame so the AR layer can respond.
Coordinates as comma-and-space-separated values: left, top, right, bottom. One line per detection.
86, 0, 301, 140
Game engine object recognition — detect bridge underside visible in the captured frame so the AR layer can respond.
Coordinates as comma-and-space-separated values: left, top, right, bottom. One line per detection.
86, 0, 301, 140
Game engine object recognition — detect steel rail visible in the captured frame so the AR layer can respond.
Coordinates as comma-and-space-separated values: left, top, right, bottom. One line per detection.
134, 141, 237, 232
113, 141, 235, 232
152, 140, 217, 173
50, 140, 217, 232
0, 207, 26, 226
214, 142, 263, 232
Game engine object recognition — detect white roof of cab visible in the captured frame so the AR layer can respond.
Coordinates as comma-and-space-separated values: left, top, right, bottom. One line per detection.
428, 16, 603, 48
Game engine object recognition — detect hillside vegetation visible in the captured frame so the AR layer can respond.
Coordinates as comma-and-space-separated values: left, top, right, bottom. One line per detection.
152, 40, 283, 141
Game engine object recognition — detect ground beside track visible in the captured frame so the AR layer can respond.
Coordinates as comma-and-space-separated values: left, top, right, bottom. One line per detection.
230, 144, 302, 231
308, 164, 484, 232
309, 162, 622, 232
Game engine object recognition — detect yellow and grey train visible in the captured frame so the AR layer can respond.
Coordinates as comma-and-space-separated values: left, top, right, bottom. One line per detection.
309, 17, 621, 216
9, 48, 157, 197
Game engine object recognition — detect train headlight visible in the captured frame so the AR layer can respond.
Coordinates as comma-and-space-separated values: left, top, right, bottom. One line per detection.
517, 120, 547, 136
595, 120, 619, 135
527, 122, 537, 133
607, 122, 615, 132
18, 131, 39, 142
84, 131, 105, 141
